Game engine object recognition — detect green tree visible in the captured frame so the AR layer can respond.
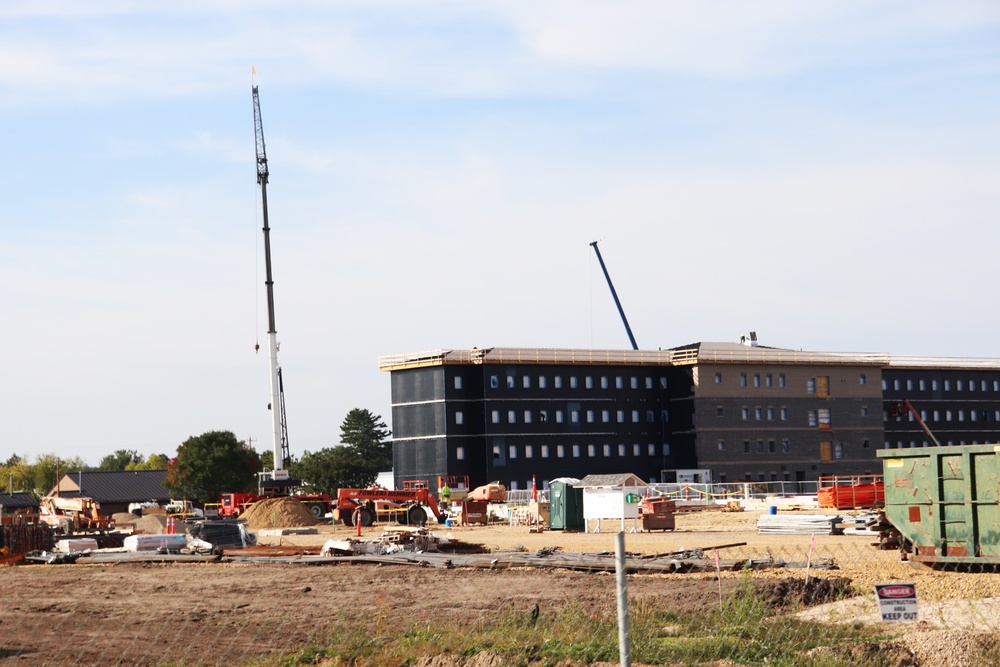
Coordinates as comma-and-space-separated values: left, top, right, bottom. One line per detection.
125, 453, 170, 471
30, 454, 89, 496
98, 449, 143, 471
165, 431, 261, 504
290, 409, 391, 494
340, 408, 392, 472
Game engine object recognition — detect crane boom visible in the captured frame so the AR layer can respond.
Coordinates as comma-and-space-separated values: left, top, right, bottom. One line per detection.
252, 85, 291, 480
590, 241, 639, 351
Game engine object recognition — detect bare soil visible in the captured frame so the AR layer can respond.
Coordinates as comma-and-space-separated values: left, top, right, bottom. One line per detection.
2, 508, 997, 666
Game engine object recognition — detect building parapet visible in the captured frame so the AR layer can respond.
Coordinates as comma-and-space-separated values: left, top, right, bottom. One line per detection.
379, 346, 1000, 372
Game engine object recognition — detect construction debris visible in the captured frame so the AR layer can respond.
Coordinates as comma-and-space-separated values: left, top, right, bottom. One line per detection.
757, 514, 843, 535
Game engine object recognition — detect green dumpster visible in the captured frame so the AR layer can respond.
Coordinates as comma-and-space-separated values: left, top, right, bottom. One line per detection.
879, 444, 1000, 566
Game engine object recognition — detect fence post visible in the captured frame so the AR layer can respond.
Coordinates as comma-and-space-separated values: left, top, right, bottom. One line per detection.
615, 531, 632, 667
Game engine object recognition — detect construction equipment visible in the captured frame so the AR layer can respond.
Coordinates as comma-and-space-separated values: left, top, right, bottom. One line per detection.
39, 495, 108, 532
217, 492, 331, 520
887, 399, 942, 447
467, 482, 507, 502
590, 240, 638, 350
437, 475, 470, 502
335, 486, 444, 527
252, 82, 294, 489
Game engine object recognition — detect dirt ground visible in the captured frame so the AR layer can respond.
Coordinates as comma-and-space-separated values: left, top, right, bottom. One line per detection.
3, 508, 999, 666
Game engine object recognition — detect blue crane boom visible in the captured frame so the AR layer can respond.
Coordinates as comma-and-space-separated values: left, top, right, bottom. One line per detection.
590, 240, 639, 351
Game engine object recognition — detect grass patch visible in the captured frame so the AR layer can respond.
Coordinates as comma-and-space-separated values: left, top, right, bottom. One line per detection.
257, 576, 912, 667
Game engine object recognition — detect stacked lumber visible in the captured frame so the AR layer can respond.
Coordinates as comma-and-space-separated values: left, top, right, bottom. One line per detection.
757, 514, 842, 535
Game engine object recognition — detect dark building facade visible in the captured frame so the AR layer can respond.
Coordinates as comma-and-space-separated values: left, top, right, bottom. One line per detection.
381, 344, 1000, 494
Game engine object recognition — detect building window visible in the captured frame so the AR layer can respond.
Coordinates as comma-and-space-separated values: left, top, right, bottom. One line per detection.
618, 444, 626, 457
862, 439, 870, 449
969, 380, 976, 392
524, 410, 532, 424
859, 373, 867, 385
906, 379, 913, 391
571, 410, 580, 423
743, 440, 751, 454
918, 379, 926, 391
740, 373, 748, 387
755, 407, 763, 421
617, 410, 625, 423
959, 410, 965, 422
541, 445, 549, 458
767, 407, 775, 421
781, 440, 790, 453
753, 373, 761, 387
601, 376, 608, 389
808, 411, 817, 426
757, 440, 764, 453
523, 376, 531, 389
807, 378, 816, 394
946, 410, 952, 421
525, 445, 534, 458
645, 377, 653, 389
572, 445, 580, 457
944, 380, 951, 391
508, 445, 517, 459
662, 444, 671, 456
933, 410, 940, 421
834, 443, 844, 459
616, 376, 624, 389
662, 410, 669, 423
646, 410, 654, 422
768, 440, 776, 453
491, 410, 500, 424
507, 375, 515, 389
554, 376, 563, 389
893, 379, 900, 390
586, 410, 595, 423
958, 380, 964, 391
455, 411, 464, 425
648, 444, 656, 456
539, 376, 547, 389
741, 407, 750, 420
556, 410, 564, 423
660, 377, 668, 389
631, 377, 638, 389
971, 410, 978, 422
631, 410, 640, 422
818, 408, 831, 426
716, 406, 725, 417
508, 410, 516, 423
715, 372, 723, 384
456, 446, 465, 460
557, 445, 565, 458
779, 373, 786, 387
861, 406, 868, 417
633, 444, 641, 456
718, 440, 726, 451
766, 373, 773, 388
585, 376, 593, 389
490, 375, 499, 388
587, 445, 596, 457
454, 376, 463, 390
539, 410, 548, 423
570, 376, 578, 389
933, 379, 939, 390
780, 407, 788, 421
602, 410, 610, 423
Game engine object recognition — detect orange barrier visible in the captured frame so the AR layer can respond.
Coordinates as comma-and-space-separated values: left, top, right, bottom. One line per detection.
817, 482, 884, 510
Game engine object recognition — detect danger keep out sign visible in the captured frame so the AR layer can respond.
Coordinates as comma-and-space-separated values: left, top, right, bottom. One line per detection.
874, 583, 918, 622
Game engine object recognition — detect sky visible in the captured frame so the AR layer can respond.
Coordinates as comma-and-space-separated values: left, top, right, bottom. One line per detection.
2, 1, 999, 467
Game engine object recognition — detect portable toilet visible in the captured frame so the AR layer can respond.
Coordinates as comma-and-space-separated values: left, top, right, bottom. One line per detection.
549, 479, 583, 530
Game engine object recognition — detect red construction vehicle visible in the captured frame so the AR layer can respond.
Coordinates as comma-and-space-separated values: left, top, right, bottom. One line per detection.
218, 492, 332, 519
335, 485, 444, 527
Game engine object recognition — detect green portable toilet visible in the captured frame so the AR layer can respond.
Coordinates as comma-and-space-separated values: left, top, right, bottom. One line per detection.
549, 479, 584, 530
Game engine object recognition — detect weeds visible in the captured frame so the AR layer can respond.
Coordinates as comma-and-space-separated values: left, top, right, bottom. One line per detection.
263, 577, 914, 667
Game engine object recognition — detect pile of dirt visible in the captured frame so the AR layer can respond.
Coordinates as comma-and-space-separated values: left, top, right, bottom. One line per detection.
241, 497, 317, 529
112, 512, 138, 524
755, 576, 855, 609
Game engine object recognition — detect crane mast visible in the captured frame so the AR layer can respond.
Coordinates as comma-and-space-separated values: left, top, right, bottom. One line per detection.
253, 85, 292, 482
590, 240, 639, 351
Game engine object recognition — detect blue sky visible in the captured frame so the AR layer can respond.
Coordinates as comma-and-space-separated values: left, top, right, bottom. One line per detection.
2, 1, 999, 466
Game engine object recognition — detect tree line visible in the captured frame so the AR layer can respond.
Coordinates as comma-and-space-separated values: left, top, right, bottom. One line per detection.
2, 408, 391, 504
